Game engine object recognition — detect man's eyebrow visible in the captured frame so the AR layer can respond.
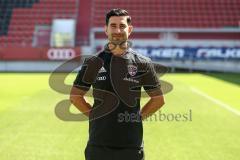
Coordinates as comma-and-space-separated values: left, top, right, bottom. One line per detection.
110, 23, 117, 26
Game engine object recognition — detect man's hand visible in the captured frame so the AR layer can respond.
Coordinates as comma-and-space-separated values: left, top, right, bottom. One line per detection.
140, 89, 165, 120
70, 86, 92, 117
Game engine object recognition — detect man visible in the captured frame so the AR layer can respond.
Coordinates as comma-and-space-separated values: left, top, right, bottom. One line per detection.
70, 8, 165, 160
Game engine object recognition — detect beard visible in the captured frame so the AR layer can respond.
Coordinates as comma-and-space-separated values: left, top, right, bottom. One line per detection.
109, 33, 128, 44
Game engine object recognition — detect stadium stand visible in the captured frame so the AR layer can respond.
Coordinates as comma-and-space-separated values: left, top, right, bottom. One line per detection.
0, 0, 77, 47
1, 0, 240, 47
90, 0, 240, 43
91, 0, 240, 28
0, 0, 239, 72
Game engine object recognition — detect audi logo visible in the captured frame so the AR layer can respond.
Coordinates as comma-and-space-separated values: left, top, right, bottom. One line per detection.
47, 49, 76, 60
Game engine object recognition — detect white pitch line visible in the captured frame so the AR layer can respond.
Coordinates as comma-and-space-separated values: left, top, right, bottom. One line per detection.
190, 87, 240, 117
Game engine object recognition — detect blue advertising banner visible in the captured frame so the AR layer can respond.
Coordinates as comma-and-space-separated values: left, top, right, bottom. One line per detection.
134, 47, 240, 60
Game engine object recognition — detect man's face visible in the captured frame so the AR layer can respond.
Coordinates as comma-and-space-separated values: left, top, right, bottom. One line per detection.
105, 16, 133, 44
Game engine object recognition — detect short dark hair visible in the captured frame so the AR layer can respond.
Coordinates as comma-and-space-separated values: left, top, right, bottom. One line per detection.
105, 8, 131, 25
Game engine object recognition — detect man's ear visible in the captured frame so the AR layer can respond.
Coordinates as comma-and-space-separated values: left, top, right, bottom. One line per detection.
128, 25, 133, 36
104, 25, 108, 36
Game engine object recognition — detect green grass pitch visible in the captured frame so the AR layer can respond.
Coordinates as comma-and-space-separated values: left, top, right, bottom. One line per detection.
0, 72, 239, 160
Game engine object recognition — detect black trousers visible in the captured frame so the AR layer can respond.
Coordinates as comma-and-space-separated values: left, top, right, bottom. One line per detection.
85, 145, 145, 160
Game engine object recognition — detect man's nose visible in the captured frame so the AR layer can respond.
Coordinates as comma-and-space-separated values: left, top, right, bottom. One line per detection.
115, 27, 121, 33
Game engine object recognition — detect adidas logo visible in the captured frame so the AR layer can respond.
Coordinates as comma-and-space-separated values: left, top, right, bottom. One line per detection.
98, 66, 107, 73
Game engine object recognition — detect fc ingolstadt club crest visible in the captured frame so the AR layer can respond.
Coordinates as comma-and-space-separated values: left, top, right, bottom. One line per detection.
127, 64, 138, 76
